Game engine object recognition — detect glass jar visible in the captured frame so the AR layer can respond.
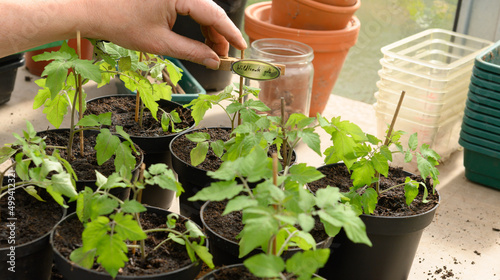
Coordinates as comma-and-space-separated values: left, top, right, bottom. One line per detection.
250, 38, 314, 119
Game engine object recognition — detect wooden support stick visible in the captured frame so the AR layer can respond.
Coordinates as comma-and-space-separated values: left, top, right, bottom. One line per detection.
77, 31, 84, 157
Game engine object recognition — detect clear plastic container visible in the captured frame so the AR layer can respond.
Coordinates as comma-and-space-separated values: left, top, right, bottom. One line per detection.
381, 29, 492, 80
375, 108, 463, 171
376, 81, 467, 114
377, 69, 470, 102
374, 97, 466, 126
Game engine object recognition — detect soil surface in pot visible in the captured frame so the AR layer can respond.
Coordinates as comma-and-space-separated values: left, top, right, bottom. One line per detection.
53, 211, 197, 276
171, 128, 296, 172
39, 130, 142, 181
85, 96, 194, 137
203, 200, 329, 244
307, 164, 439, 217
0, 188, 62, 247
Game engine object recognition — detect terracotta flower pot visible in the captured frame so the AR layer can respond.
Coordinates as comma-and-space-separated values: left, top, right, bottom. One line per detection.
245, 2, 360, 117
270, 0, 361, 30
313, 0, 357, 6
25, 38, 94, 76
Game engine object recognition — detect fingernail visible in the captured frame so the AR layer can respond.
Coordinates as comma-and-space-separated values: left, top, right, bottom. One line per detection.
203, 58, 220, 70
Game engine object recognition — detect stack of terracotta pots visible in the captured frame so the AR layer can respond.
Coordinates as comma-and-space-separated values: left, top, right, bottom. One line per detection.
245, 0, 361, 117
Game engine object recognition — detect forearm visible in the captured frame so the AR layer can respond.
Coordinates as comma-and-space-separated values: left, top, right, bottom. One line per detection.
0, 0, 89, 57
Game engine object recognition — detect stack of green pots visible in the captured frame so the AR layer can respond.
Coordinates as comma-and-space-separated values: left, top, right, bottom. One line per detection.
459, 40, 500, 189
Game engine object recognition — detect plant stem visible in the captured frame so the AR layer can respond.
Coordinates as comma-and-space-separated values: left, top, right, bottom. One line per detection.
135, 52, 144, 123
280, 97, 289, 167
77, 31, 84, 157
67, 82, 80, 161
237, 50, 245, 126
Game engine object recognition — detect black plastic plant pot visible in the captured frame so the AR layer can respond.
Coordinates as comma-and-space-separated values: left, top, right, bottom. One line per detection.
171, 0, 247, 91
0, 199, 66, 280
86, 95, 195, 210
312, 163, 440, 280
200, 201, 332, 267
198, 263, 325, 280
50, 206, 203, 280
0, 54, 25, 105
36, 128, 144, 213
169, 127, 232, 225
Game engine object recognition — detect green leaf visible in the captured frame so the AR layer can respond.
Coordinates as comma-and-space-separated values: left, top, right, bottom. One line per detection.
118, 56, 132, 72
33, 79, 51, 109
408, 133, 418, 151
286, 249, 329, 278
0, 146, 16, 164
404, 178, 420, 206
239, 216, 277, 257
70, 247, 96, 269
404, 150, 413, 162
297, 213, 315, 233
315, 186, 342, 209
42, 93, 69, 128
49, 173, 78, 199
372, 152, 389, 177
190, 142, 209, 167
223, 195, 258, 215
191, 242, 214, 269
112, 212, 147, 241
300, 129, 322, 156
73, 59, 102, 83
90, 195, 119, 219
114, 126, 137, 154
121, 200, 147, 214
351, 160, 375, 188
161, 113, 170, 132
82, 216, 111, 251
95, 129, 121, 165
244, 254, 284, 278
288, 163, 325, 185
210, 140, 225, 158
24, 185, 45, 202
188, 181, 242, 201
42, 60, 71, 99
185, 132, 210, 143
114, 142, 135, 173
96, 233, 129, 278
245, 99, 270, 112
361, 188, 378, 214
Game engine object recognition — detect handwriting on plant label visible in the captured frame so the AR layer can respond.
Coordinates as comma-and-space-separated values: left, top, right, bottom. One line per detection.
231, 60, 281, 80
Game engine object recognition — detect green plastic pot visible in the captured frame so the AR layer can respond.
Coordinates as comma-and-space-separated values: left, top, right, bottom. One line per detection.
472, 65, 500, 84
465, 100, 500, 126
474, 40, 500, 75
463, 114, 500, 135
470, 74, 500, 93
461, 121, 500, 141
459, 137, 500, 189
468, 90, 500, 111
459, 129, 500, 152
466, 99, 500, 120
469, 81, 500, 102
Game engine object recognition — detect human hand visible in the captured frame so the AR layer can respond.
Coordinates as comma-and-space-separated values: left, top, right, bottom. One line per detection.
83, 0, 247, 69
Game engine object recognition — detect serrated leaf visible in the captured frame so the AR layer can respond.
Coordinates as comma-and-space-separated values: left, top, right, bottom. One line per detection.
286, 249, 329, 278
49, 172, 78, 199
112, 212, 147, 241
361, 188, 378, 214
121, 200, 147, 214
210, 140, 225, 158
95, 129, 121, 165
223, 196, 258, 215
244, 254, 284, 278
315, 186, 342, 209
0, 146, 16, 164
90, 195, 119, 219
114, 142, 135, 173
299, 129, 321, 156
297, 213, 315, 233
82, 216, 111, 251
23, 185, 45, 202
42, 60, 71, 98
351, 160, 375, 188
185, 132, 210, 143
288, 163, 325, 185
73, 59, 102, 82
245, 99, 270, 112
191, 242, 214, 269
96, 234, 129, 278
42, 93, 68, 128
188, 181, 242, 201
239, 217, 277, 257
118, 56, 132, 72
408, 133, 419, 151
372, 152, 389, 177
77, 114, 100, 127
70, 247, 96, 269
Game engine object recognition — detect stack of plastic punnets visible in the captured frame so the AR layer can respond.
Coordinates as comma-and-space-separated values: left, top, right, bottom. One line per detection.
374, 29, 492, 170
459, 41, 500, 189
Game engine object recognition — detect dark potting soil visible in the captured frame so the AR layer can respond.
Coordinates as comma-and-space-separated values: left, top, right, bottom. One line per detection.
202, 200, 329, 244
0, 188, 62, 247
171, 128, 297, 172
307, 164, 439, 217
84, 95, 194, 137
38, 130, 142, 181
53, 211, 197, 276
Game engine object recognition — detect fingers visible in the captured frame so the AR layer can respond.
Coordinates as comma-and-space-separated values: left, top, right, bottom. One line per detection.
175, 0, 247, 51
201, 25, 230, 57
161, 30, 222, 70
